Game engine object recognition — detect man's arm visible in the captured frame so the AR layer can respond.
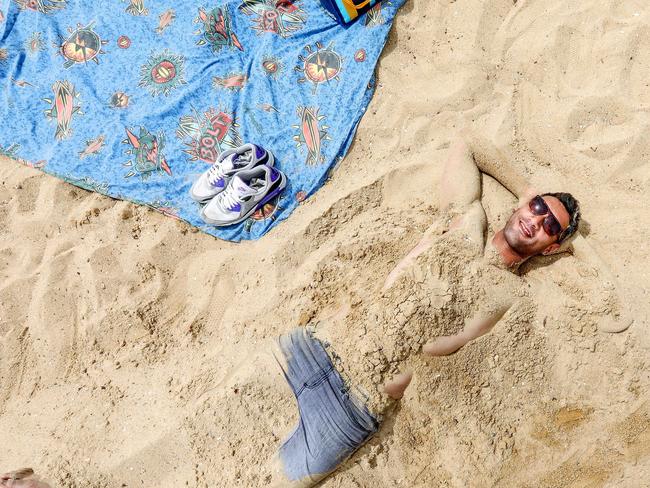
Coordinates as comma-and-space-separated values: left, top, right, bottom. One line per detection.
464, 132, 535, 202
438, 137, 482, 212
383, 138, 487, 290
422, 302, 513, 356
571, 235, 633, 333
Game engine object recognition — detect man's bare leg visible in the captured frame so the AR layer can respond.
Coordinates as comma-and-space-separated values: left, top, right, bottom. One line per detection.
423, 305, 511, 356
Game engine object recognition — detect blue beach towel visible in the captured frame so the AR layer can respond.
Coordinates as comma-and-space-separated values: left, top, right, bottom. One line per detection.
0, 0, 403, 241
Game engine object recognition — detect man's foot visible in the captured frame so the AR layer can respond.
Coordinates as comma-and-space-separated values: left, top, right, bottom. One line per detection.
0, 469, 51, 488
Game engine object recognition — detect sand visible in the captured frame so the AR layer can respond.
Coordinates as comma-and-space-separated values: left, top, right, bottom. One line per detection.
1, 0, 649, 486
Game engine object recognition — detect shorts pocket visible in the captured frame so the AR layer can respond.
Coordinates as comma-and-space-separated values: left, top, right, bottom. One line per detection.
302, 365, 335, 390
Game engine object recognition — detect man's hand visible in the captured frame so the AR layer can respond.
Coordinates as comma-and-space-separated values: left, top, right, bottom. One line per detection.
518, 186, 539, 208
384, 370, 414, 400
571, 235, 634, 333
463, 132, 532, 200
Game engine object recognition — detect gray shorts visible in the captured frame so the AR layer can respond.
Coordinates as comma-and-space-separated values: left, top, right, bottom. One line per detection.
275, 327, 379, 483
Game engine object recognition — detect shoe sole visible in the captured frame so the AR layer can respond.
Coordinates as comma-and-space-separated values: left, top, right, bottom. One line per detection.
200, 170, 287, 227
189, 151, 275, 204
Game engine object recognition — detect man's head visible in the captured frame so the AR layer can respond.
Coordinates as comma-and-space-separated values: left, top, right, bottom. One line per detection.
502, 192, 580, 258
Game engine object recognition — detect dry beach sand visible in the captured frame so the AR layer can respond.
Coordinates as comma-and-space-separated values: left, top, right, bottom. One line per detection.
1, 0, 650, 486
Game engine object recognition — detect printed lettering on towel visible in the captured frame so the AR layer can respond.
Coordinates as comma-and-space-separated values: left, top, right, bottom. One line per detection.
176, 108, 242, 164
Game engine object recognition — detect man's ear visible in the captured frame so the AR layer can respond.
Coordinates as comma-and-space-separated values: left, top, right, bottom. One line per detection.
542, 243, 561, 255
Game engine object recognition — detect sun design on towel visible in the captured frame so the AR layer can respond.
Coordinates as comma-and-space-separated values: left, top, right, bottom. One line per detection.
43, 80, 82, 140
122, 126, 172, 179
107, 91, 132, 109
176, 107, 242, 164
292, 106, 330, 165
243, 193, 286, 233
138, 50, 187, 97
13, 0, 67, 14
57, 22, 108, 69
26, 32, 45, 55
295, 42, 343, 94
261, 55, 284, 79
239, 0, 306, 38
194, 5, 243, 53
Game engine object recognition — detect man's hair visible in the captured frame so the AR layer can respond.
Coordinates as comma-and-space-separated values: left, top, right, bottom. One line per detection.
542, 192, 580, 244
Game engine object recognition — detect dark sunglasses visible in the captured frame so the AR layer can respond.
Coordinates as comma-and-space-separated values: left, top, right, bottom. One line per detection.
529, 195, 563, 239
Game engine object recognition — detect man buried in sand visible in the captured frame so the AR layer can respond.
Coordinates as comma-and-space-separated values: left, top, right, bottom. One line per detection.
202, 134, 628, 487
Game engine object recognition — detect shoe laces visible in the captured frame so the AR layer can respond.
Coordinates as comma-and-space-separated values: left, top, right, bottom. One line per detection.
206, 161, 228, 186
217, 184, 244, 212
206, 152, 252, 186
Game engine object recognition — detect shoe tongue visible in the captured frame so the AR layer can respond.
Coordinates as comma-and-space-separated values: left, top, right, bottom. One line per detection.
223, 152, 252, 171
219, 153, 237, 171
232, 175, 255, 195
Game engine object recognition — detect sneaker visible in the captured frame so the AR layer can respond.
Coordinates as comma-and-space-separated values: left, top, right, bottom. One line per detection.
189, 143, 274, 203
201, 165, 287, 226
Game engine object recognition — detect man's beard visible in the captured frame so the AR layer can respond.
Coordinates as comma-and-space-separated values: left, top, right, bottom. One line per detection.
503, 214, 530, 256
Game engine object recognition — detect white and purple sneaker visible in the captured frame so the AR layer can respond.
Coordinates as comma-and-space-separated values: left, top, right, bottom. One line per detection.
189, 143, 274, 203
201, 165, 287, 226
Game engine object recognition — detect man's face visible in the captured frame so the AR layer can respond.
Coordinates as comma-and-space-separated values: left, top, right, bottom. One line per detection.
502, 196, 571, 257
